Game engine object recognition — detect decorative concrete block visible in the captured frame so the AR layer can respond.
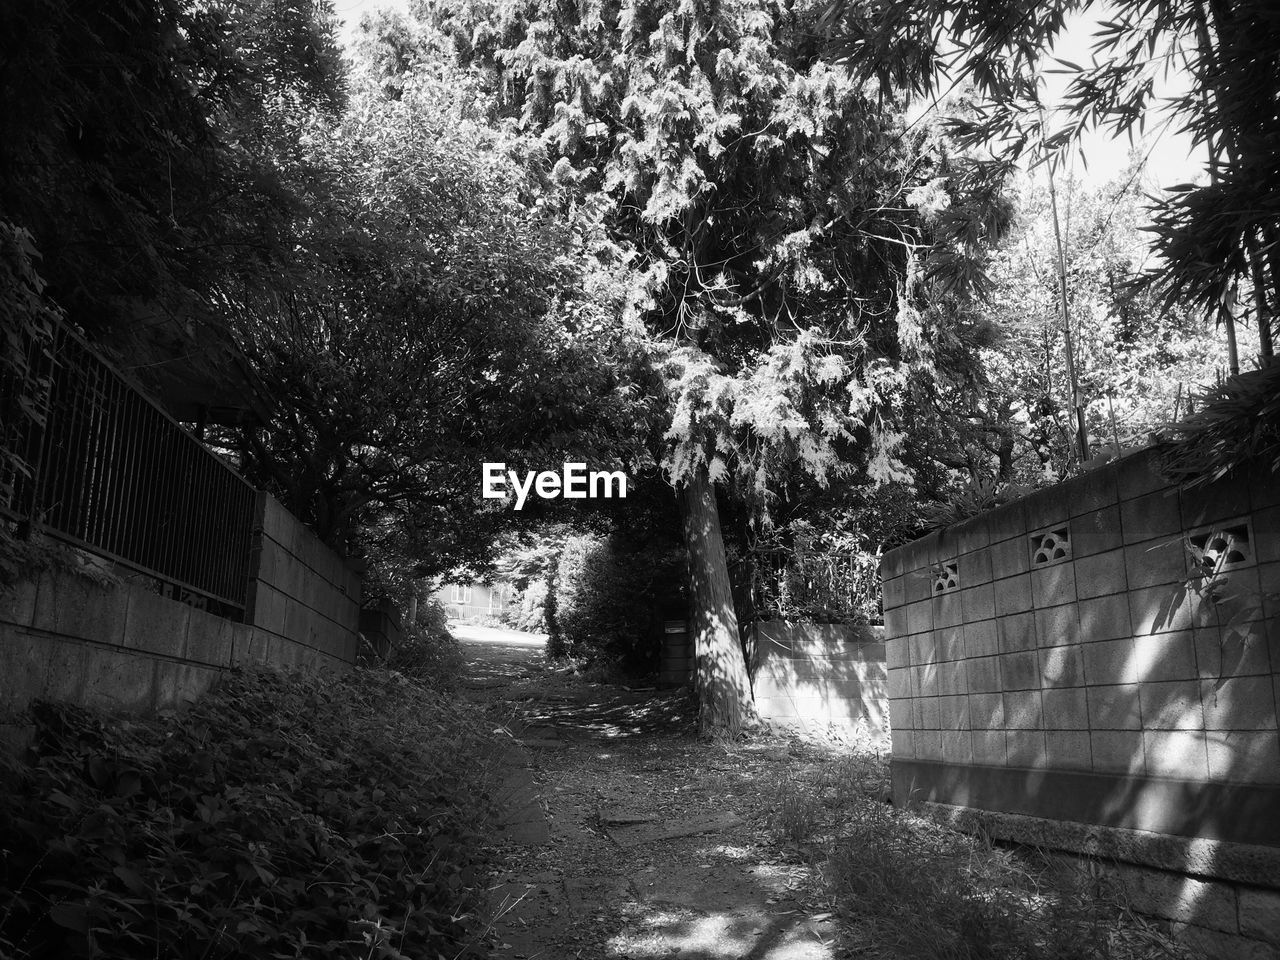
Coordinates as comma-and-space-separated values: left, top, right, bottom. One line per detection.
892, 729, 916, 759
1039, 643, 1084, 689
1239, 887, 1280, 945
967, 656, 1001, 693
994, 573, 1033, 617
962, 548, 993, 587
1201, 676, 1279, 731
1078, 593, 1133, 643
1035, 603, 1080, 648
1139, 680, 1205, 730
1001, 650, 1040, 691
1005, 729, 1047, 768
1124, 537, 1190, 591
1090, 729, 1145, 775
941, 729, 973, 764
1206, 730, 1280, 785
1130, 631, 1199, 682
1195, 625, 1272, 680
972, 730, 1007, 766
1121, 489, 1183, 543
997, 611, 1037, 653
1043, 686, 1089, 730
1143, 730, 1209, 779
1083, 638, 1138, 686
1087, 683, 1143, 730
123, 588, 190, 659
1071, 505, 1125, 559
1032, 563, 1077, 608
1045, 730, 1092, 771
961, 583, 996, 623
1004, 689, 1044, 729
970, 691, 1005, 729
991, 538, 1030, 581
1075, 548, 1129, 599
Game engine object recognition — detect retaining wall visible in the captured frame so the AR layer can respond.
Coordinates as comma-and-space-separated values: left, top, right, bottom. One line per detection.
1, 493, 360, 745
880, 447, 1280, 958
659, 619, 888, 734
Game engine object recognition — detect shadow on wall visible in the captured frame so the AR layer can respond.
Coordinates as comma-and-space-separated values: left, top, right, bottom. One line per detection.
881, 448, 1280, 957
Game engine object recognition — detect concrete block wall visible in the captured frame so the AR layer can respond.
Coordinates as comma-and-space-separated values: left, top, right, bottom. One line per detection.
659, 619, 889, 734
245, 492, 360, 665
881, 447, 1280, 957
0, 566, 352, 744
752, 622, 887, 734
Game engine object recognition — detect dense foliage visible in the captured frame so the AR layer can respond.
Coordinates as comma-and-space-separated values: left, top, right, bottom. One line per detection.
0, 670, 498, 959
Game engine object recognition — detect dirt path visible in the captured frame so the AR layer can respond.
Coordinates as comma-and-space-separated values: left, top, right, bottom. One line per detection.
458, 629, 862, 960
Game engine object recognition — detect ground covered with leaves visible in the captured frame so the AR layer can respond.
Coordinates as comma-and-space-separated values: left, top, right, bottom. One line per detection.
0, 668, 503, 959
463, 633, 1190, 960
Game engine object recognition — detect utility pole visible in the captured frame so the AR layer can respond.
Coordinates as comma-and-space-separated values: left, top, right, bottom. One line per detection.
1046, 159, 1089, 463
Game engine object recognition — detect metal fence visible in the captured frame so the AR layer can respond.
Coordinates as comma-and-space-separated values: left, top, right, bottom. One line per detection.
1, 322, 256, 615
745, 547, 882, 624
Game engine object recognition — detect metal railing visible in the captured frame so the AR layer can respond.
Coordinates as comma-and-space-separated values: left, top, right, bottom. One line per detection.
1, 321, 256, 614
745, 547, 882, 624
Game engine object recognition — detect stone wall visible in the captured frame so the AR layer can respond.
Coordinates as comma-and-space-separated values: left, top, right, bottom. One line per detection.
659, 619, 888, 735
880, 447, 1280, 958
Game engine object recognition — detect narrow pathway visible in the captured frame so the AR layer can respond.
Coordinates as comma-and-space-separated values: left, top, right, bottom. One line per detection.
456, 626, 848, 960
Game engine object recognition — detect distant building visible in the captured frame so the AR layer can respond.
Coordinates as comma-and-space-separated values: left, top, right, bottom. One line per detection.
436, 581, 516, 620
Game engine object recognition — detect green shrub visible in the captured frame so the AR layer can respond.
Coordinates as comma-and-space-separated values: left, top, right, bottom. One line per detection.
0, 668, 499, 959
388, 597, 466, 687
551, 533, 684, 673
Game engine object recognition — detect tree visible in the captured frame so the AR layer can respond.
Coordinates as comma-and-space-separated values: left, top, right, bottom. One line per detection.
381, 0, 1001, 735
820, 0, 1280, 367
212, 68, 650, 572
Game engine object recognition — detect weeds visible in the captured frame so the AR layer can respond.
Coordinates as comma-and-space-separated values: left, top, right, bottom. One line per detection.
0, 667, 502, 959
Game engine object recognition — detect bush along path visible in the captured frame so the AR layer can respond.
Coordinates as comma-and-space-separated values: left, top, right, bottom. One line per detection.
461, 629, 1191, 960
0, 669, 506, 960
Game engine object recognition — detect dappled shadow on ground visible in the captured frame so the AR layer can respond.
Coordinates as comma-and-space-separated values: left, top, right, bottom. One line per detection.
458, 635, 854, 960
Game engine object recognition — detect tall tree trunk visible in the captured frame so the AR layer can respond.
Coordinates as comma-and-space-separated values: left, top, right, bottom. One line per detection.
678, 466, 755, 738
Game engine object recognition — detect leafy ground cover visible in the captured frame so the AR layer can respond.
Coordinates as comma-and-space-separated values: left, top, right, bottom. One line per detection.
0, 667, 503, 959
